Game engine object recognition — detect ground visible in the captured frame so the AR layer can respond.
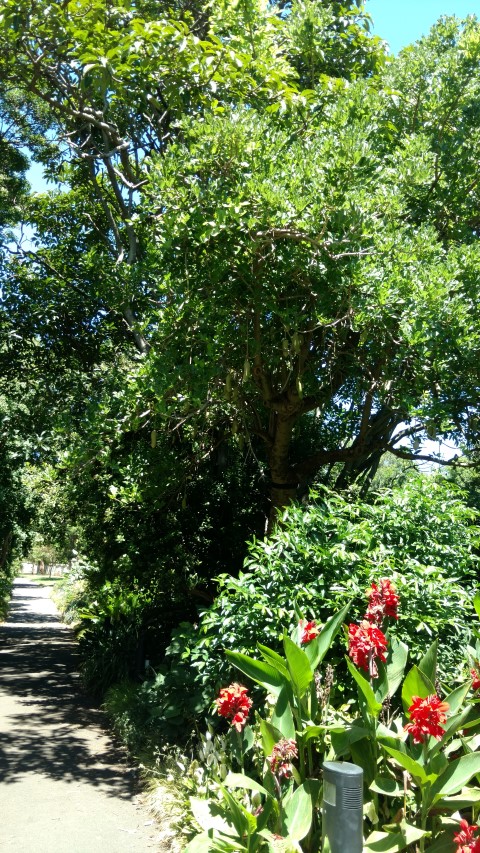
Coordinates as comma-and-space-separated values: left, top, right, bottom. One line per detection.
0, 577, 181, 853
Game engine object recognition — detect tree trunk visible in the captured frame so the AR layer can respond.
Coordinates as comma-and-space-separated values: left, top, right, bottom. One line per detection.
0, 532, 12, 571
267, 415, 298, 534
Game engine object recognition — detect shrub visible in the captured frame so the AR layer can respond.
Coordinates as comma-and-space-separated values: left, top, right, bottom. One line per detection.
150, 476, 479, 741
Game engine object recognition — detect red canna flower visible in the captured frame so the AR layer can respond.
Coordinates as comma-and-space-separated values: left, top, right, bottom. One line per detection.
453, 818, 480, 852
216, 683, 253, 732
299, 619, 320, 644
405, 694, 450, 744
366, 578, 399, 625
470, 666, 480, 692
348, 620, 387, 678
268, 738, 298, 779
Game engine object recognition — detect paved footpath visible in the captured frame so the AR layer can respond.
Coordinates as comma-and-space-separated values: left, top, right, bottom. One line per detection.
0, 578, 161, 853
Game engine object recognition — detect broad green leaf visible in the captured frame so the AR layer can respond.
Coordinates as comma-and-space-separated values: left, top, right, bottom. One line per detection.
401, 665, 435, 712
430, 752, 480, 803
300, 724, 344, 745
225, 650, 285, 696
221, 787, 256, 839
257, 643, 289, 679
386, 637, 409, 699
430, 706, 472, 758
364, 824, 428, 852
224, 773, 271, 798
370, 774, 403, 797
437, 788, 480, 810
417, 639, 438, 684
443, 681, 470, 715
346, 657, 382, 718
381, 745, 429, 784
271, 685, 295, 740
190, 797, 234, 834
304, 602, 350, 669
282, 783, 312, 842
283, 635, 313, 697
473, 590, 480, 621
258, 717, 284, 758
331, 724, 369, 757
184, 832, 215, 853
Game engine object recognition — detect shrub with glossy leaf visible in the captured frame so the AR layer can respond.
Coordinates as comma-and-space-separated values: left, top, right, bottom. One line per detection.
152, 476, 479, 739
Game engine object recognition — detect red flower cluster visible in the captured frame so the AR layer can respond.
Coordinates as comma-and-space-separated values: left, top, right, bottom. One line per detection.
299, 620, 320, 644
471, 666, 480, 692
216, 683, 253, 732
348, 620, 387, 677
268, 738, 298, 778
404, 694, 450, 744
366, 578, 399, 625
454, 819, 480, 852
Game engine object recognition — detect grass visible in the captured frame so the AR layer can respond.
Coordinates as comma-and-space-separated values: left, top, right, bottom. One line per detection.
18, 573, 64, 586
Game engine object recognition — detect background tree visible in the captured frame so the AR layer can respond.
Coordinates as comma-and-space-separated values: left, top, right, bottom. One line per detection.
139, 16, 480, 524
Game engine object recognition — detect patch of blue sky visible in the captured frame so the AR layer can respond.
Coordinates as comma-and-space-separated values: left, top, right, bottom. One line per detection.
366, 0, 480, 55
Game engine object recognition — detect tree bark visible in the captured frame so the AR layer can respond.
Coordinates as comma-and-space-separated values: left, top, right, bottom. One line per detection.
267, 415, 298, 533
0, 532, 12, 571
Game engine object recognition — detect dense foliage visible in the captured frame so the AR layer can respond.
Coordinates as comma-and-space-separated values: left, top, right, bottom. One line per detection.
1, 5, 480, 848
79, 475, 479, 748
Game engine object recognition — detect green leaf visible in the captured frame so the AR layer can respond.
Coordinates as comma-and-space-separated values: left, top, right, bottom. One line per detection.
283, 635, 313, 697
430, 752, 480, 803
473, 590, 480, 621
220, 787, 256, 839
401, 665, 435, 712
370, 774, 403, 797
346, 656, 382, 718
183, 832, 214, 853
436, 788, 480, 810
300, 724, 343, 745
381, 745, 428, 784
304, 603, 350, 669
331, 724, 369, 757
364, 824, 428, 852
190, 797, 234, 834
417, 639, 438, 684
258, 717, 284, 758
386, 636, 409, 699
443, 681, 470, 716
225, 650, 285, 696
271, 686, 296, 740
282, 783, 312, 842
224, 772, 271, 798
257, 643, 289, 680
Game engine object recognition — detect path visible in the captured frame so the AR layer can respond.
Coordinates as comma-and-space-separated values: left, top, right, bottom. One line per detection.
0, 578, 161, 852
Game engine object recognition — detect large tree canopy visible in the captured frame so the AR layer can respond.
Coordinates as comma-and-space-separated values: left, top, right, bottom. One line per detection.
1, 2, 479, 531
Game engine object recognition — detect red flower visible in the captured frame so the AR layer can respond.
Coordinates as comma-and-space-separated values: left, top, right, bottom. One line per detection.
348, 620, 387, 677
216, 683, 253, 732
299, 620, 320, 644
366, 579, 399, 625
405, 694, 450, 744
471, 666, 480, 692
268, 738, 298, 779
454, 818, 480, 852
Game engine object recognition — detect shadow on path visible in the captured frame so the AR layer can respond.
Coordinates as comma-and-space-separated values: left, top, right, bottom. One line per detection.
0, 580, 136, 797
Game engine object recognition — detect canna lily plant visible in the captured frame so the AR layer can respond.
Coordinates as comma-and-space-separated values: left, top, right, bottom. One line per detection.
185, 582, 480, 852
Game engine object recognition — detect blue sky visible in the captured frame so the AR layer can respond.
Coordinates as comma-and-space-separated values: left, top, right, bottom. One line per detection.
366, 0, 480, 54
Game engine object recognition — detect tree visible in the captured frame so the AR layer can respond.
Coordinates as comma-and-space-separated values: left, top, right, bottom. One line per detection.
137, 16, 480, 524
2, 4, 480, 531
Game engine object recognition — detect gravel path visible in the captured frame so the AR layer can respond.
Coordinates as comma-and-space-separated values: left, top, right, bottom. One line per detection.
0, 578, 160, 852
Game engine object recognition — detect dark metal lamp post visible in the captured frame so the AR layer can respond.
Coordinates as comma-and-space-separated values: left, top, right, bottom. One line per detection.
322, 761, 364, 852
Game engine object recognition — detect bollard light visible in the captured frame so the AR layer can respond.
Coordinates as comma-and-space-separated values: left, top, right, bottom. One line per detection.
322, 760, 363, 853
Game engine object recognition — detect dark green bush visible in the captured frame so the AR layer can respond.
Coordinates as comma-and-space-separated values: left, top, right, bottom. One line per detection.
144, 475, 479, 743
